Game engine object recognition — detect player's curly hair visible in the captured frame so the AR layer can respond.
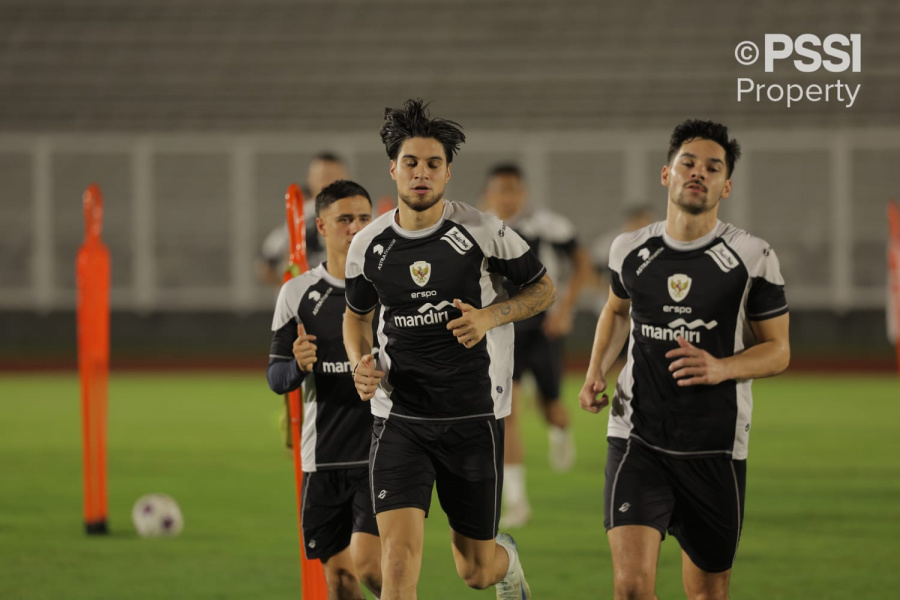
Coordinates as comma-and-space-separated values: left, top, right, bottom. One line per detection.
379, 98, 466, 163
667, 120, 742, 177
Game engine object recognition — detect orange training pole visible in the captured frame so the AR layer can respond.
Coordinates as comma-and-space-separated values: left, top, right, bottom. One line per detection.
887, 200, 900, 376
284, 184, 328, 598
76, 183, 110, 534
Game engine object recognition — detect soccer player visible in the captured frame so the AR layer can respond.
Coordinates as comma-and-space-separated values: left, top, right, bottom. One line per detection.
267, 180, 382, 600
256, 152, 350, 289
482, 164, 592, 528
343, 99, 556, 600
579, 120, 790, 600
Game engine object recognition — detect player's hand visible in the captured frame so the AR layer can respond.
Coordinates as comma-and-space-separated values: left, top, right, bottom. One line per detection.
447, 299, 491, 349
352, 353, 384, 401
293, 323, 318, 372
579, 373, 610, 414
666, 336, 729, 386
542, 308, 573, 339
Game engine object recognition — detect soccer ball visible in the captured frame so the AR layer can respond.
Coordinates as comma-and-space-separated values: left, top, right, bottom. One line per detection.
131, 493, 184, 537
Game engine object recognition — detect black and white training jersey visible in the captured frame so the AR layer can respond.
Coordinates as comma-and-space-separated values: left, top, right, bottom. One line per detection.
607, 221, 788, 460
501, 207, 579, 333
345, 200, 547, 422
267, 264, 373, 473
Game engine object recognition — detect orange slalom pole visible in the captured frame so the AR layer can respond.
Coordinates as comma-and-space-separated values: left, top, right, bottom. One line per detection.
76, 183, 110, 534
887, 200, 900, 376
284, 184, 328, 598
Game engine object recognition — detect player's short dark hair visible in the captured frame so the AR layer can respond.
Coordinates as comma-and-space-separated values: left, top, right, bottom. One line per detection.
315, 179, 372, 216
667, 120, 742, 177
379, 98, 466, 163
487, 163, 524, 181
310, 152, 345, 165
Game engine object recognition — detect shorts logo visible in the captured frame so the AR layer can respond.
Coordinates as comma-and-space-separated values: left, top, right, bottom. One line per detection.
496, 385, 503, 394
441, 226, 474, 255
308, 539, 317, 548
705, 242, 739, 273
668, 274, 692, 302
410, 261, 431, 287
378, 490, 387, 499
618, 502, 630, 513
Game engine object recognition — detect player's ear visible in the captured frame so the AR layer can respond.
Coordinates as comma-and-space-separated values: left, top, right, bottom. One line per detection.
721, 178, 733, 199
661, 164, 670, 187
445, 161, 452, 183
389, 160, 397, 181
316, 216, 326, 237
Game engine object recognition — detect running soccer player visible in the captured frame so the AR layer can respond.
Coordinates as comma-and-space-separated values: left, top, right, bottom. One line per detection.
268, 180, 382, 600
343, 99, 556, 600
482, 163, 592, 528
579, 120, 790, 600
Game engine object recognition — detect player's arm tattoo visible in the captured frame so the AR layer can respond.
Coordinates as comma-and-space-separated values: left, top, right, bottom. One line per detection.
488, 273, 557, 327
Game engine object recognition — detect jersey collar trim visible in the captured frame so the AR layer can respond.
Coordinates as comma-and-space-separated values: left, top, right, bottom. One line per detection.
389, 200, 449, 239
314, 263, 346, 289
661, 220, 723, 251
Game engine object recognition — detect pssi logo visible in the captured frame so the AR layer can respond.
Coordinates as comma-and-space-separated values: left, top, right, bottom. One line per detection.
765, 34, 861, 73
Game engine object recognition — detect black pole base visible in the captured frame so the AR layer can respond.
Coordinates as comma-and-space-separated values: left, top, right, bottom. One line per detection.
85, 520, 109, 535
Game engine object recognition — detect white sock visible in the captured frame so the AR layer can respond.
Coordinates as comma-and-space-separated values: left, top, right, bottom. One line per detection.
549, 425, 570, 444
503, 464, 527, 507
497, 537, 518, 578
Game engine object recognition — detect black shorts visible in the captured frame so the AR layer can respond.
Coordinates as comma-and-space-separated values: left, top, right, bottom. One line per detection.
301, 466, 379, 562
603, 437, 747, 573
512, 328, 563, 401
370, 416, 504, 541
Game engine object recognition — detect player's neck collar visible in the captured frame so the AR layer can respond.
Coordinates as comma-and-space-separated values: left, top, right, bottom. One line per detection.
662, 220, 722, 251
391, 200, 449, 239
315, 262, 345, 289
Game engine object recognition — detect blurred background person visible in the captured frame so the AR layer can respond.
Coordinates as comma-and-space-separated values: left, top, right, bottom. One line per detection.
585, 204, 659, 312
255, 152, 349, 289
482, 163, 592, 528
590, 204, 657, 277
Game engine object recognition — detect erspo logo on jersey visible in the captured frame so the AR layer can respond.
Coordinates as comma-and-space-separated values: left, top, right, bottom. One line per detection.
394, 300, 454, 328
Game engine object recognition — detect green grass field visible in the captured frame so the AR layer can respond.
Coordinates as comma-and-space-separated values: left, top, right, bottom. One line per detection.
1, 372, 899, 599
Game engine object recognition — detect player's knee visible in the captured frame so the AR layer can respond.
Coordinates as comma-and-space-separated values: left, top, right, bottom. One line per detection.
613, 570, 656, 599
456, 562, 493, 590
683, 583, 729, 600
453, 554, 495, 590
327, 566, 365, 600
354, 558, 383, 595
381, 540, 417, 582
